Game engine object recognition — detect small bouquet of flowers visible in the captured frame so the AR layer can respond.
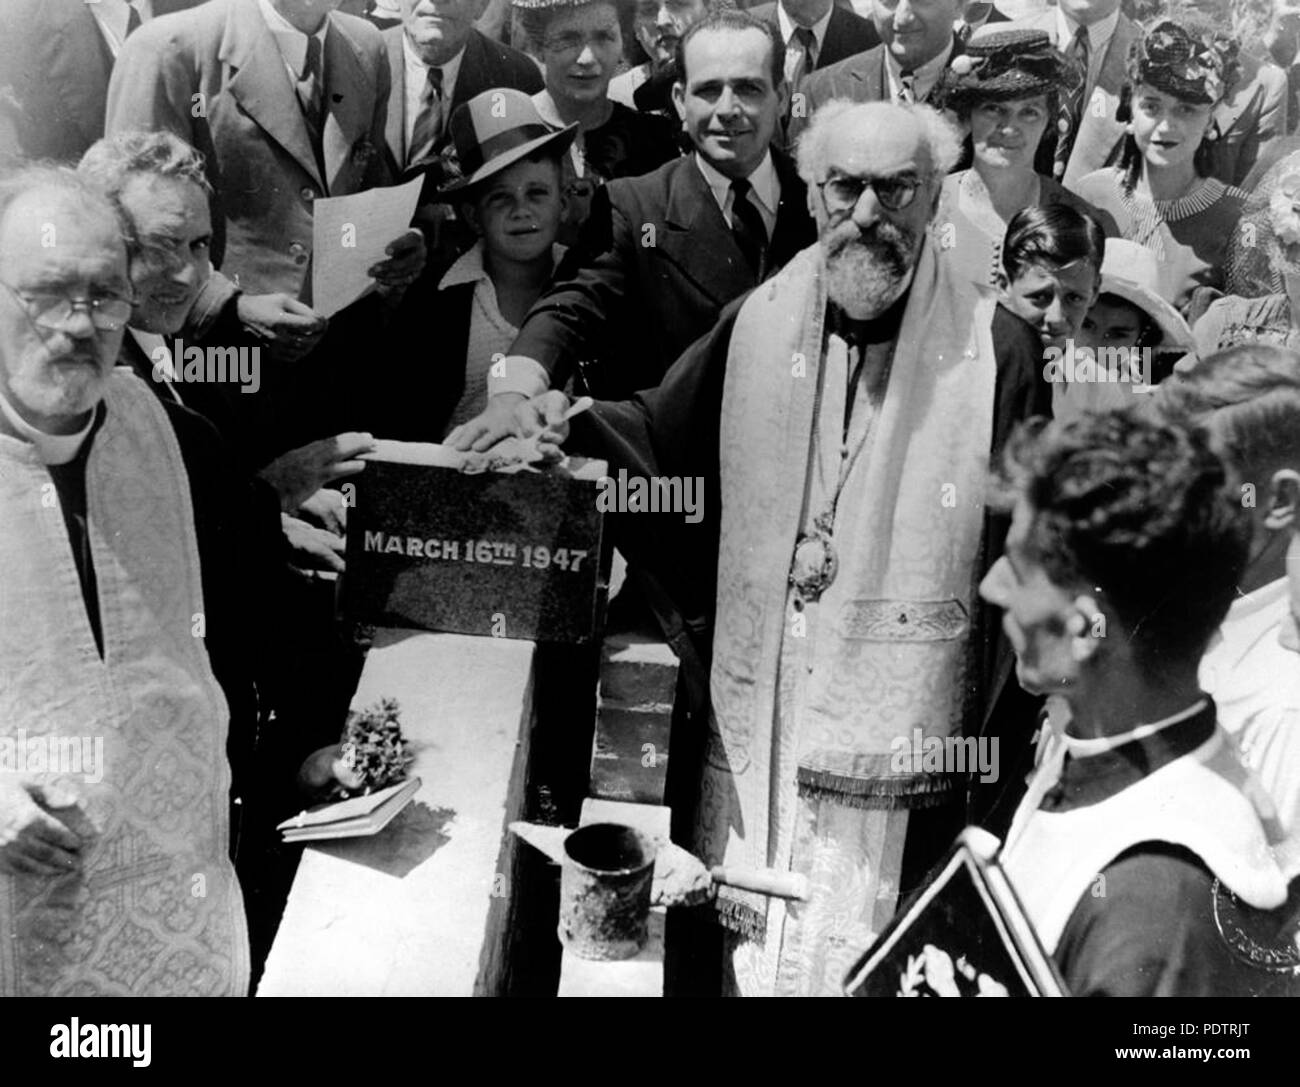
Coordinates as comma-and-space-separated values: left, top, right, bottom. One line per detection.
329, 698, 416, 801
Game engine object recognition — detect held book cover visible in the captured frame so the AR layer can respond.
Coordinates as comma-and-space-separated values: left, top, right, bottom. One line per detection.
341, 441, 608, 644
843, 827, 1066, 997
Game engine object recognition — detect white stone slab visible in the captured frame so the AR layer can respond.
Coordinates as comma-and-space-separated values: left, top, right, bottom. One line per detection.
257, 628, 535, 996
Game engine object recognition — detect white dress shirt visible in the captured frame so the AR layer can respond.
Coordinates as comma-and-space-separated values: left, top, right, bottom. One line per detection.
257, 0, 330, 82
439, 240, 565, 433
1055, 5, 1121, 95
1199, 577, 1300, 835
694, 150, 780, 240
776, 3, 834, 85
87, 0, 151, 59
884, 40, 953, 104
403, 33, 466, 154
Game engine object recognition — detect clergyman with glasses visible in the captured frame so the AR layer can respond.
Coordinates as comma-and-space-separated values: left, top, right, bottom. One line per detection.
496, 98, 1052, 995
0, 165, 253, 995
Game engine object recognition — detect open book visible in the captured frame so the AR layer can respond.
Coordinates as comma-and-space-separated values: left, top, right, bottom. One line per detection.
843, 827, 1066, 997
277, 778, 421, 843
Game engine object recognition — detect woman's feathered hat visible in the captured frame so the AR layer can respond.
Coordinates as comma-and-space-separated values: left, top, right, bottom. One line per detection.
1126, 18, 1240, 105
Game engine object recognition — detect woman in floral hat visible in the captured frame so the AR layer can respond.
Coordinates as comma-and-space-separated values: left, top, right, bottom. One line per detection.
513, 0, 680, 241
931, 27, 1115, 291
1073, 18, 1246, 321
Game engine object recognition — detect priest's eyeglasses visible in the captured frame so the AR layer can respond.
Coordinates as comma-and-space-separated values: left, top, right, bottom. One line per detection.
818, 172, 921, 215
0, 279, 134, 332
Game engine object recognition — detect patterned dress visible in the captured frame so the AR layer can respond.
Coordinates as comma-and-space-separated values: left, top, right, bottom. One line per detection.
1074, 168, 1248, 319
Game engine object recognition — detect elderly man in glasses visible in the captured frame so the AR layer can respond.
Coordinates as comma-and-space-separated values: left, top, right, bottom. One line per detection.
500, 99, 1050, 995
0, 164, 254, 995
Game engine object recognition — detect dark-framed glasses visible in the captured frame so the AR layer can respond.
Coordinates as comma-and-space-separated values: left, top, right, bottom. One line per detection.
818, 173, 921, 215
0, 279, 134, 332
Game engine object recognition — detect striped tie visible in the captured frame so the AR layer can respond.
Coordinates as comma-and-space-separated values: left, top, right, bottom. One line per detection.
1053, 26, 1090, 180
408, 66, 445, 167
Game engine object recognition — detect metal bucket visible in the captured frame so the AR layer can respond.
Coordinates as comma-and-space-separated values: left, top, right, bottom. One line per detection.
558, 822, 657, 961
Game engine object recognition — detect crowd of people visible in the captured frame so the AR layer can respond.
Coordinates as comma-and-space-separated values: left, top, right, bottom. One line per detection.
1, 0, 1299, 997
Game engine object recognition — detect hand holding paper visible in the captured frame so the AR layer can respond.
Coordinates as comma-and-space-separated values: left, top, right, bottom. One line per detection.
311, 175, 424, 316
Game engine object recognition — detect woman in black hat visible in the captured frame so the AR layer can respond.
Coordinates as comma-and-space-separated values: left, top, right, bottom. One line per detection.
1074, 18, 1247, 321
932, 28, 1115, 292
513, 0, 681, 241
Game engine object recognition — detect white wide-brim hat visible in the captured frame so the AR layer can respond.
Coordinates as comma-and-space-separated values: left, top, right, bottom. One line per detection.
1096, 239, 1192, 350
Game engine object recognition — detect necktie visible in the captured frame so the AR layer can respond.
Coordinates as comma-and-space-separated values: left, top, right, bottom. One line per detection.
1053, 26, 1090, 180
409, 66, 445, 167
729, 178, 767, 278
788, 26, 817, 87
297, 33, 324, 138
897, 70, 916, 104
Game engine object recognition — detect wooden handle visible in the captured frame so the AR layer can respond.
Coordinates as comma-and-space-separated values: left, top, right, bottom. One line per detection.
710, 865, 810, 901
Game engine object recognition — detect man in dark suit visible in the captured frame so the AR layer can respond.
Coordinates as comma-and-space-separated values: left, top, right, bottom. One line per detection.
750, 0, 879, 85
0, 0, 204, 163
105, 0, 424, 301
383, 0, 542, 175
788, 0, 963, 148
448, 8, 816, 439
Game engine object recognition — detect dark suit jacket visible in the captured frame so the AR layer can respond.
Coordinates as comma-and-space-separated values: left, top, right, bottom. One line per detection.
0, 0, 202, 162
106, 0, 394, 297
382, 25, 543, 172
509, 148, 817, 400
748, 2, 879, 71
788, 34, 963, 149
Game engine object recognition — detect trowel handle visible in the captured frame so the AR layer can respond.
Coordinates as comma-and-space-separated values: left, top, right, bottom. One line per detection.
710, 865, 810, 901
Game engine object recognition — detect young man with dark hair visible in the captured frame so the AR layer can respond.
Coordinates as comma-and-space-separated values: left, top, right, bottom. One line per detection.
980, 409, 1291, 996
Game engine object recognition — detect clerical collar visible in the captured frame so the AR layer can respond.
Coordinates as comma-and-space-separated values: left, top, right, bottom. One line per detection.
1041, 699, 1216, 812
826, 294, 907, 349
0, 387, 98, 466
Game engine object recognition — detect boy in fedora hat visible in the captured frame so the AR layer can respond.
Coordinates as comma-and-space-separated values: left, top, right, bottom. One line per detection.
427, 89, 576, 436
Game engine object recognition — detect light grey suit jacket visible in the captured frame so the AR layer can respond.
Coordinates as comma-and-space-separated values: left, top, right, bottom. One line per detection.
1011, 10, 1141, 191
106, 0, 393, 297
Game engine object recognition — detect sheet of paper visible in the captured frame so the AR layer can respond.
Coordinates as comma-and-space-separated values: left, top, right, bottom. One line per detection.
311, 175, 424, 316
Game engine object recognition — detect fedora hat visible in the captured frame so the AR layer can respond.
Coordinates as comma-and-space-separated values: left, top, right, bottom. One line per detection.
1097, 239, 1192, 349
437, 89, 577, 199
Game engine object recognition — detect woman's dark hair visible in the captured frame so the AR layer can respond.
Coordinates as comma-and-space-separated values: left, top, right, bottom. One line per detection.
1114, 84, 1218, 191
1001, 204, 1107, 282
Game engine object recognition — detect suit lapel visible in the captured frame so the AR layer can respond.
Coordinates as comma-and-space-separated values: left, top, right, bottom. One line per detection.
321, 18, 377, 192
1064, 15, 1136, 186
1093, 13, 1136, 95
657, 159, 755, 307
449, 31, 488, 114
220, 0, 325, 189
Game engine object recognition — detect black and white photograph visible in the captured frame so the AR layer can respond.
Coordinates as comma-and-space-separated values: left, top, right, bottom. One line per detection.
0, 0, 1297, 1061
